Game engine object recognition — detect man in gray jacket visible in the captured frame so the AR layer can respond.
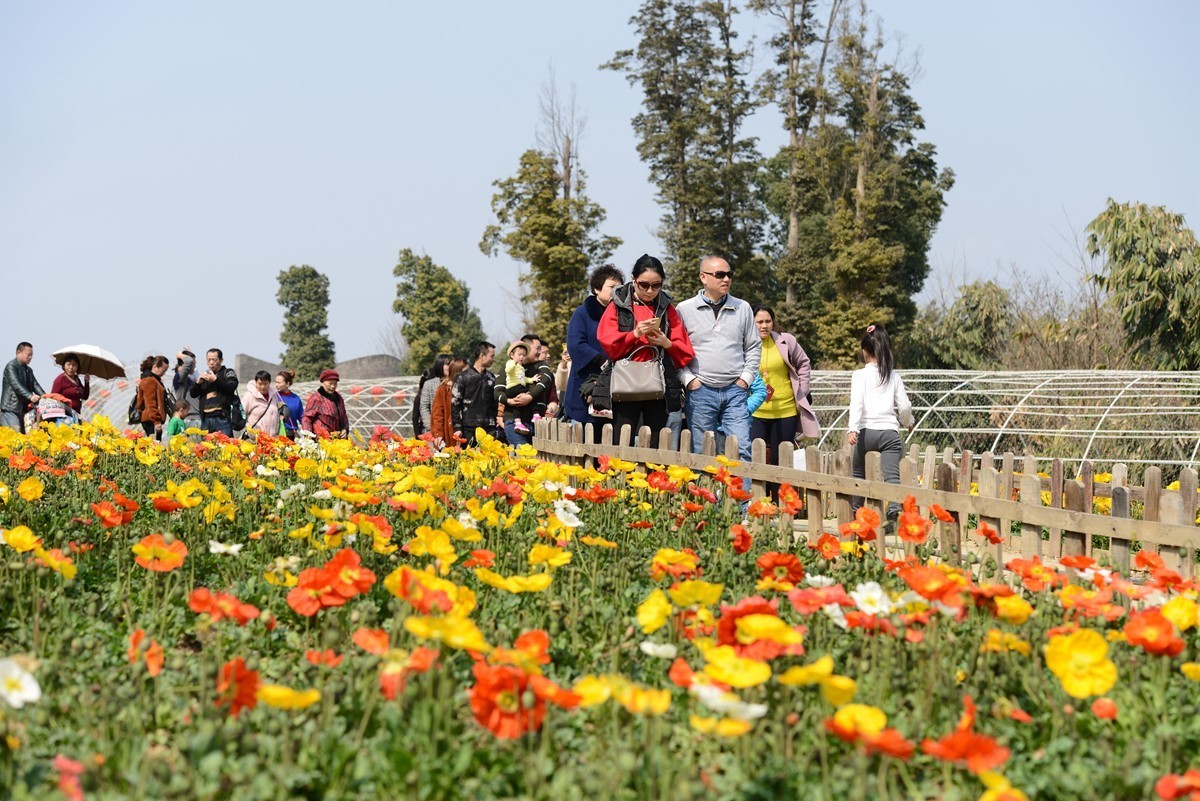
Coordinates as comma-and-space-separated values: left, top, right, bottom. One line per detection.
1, 342, 45, 434
675, 257, 761, 470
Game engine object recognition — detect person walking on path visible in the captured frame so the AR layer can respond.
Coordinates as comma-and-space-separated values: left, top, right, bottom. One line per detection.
50, 353, 90, 422
430, 359, 463, 449
136, 355, 171, 441
847, 324, 914, 523
597, 255, 694, 447
564, 264, 624, 426
750, 304, 821, 495
675, 257, 760, 473
415, 354, 451, 437
189, 348, 239, 437
241, 370, 282, 439
1, 342, 44, 434
302, 369, 349, 438
452, 341, 498, 447
274, 370, 304, 439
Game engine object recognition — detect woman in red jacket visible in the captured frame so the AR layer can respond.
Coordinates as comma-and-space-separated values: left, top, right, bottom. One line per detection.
597, 254, 694, 447
301, 370, 349, 438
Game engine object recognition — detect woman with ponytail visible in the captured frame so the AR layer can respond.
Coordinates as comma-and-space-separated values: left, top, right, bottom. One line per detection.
847, 324, 914, 523
136, 355, 171, 441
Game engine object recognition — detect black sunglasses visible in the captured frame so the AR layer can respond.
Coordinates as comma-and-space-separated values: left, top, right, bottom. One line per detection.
635, 280, 663, 291
702, 270, 733, 280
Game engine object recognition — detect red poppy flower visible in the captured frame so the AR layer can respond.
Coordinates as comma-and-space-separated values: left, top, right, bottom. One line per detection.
1136, 550, 1166, 572
131, 533, 187, 572
287, 567, 336, 617
788, 584, 852, 615
215, 657, 259, 718
687, 484, 718, 504
353, 627, 390, 656
627, 520, 654, 529
1156, 768, 1200, 800
325, 548, 377, 599
188, 588, 261, 626
715, 596, 802, 659
1091, 698, 1117, 720
776, 483, 803, 515
747, 498, 779, 518
898, 565, 962, 606
463, 549, 496, 568
92, 501, 133, 529
152, 497, 184, 513
1060, 555, 1096, 570
646, 471, 679, 492
976, 521, 1003, 545
477, 478, 524, 505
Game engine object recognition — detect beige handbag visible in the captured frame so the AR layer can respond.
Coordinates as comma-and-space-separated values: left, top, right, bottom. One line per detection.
610, 345, 666, 402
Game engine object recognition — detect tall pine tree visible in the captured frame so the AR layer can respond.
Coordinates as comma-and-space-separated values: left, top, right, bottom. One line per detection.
391, 249, 487, 375
276, 265, 336, 381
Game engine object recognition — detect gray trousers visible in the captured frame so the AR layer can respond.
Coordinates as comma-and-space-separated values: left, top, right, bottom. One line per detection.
0, 410, 26, 434
851, 428, 903, 518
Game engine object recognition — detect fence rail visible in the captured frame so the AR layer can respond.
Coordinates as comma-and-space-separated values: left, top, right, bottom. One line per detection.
532, 419, 1200, 578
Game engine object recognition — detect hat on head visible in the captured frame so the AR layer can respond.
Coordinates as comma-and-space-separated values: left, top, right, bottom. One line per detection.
508, 341, 529, 358
319, 369, 340, 383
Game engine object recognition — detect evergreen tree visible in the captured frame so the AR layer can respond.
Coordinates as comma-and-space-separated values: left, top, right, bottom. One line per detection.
276, 265, 336, 381
480, 149, 621, 350
1087, 199, 1200, 370
391, 249, 487, 375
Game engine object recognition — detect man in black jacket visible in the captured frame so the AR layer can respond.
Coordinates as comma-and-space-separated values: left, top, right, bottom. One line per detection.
1, 342, 44, 433
452, 341, 498, 447
189, 348, 240, 436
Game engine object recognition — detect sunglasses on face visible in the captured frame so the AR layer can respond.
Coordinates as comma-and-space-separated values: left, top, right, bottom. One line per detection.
702, 270, 733, 280
635, 280, 663, 291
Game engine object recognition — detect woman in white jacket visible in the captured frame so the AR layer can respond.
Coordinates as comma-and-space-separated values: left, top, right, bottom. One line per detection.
847, 324, 914, 522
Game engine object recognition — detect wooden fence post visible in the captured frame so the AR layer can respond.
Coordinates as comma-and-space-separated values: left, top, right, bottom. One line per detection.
834, 447, 853, 527
865, 452, 886, 558
1160, 492, 1186, 572
751, 438, 768, 500
1000, 452, 1015, 546
1049, 458, 1064, 557
1019, 473, 1043, 558
1110, 485, 1132, 575
978, 466, 1003, 565
805, 445, 824, 545
1062, 479, 1087, 557
935, 461, 961, 565
1079, 461, 1095, 553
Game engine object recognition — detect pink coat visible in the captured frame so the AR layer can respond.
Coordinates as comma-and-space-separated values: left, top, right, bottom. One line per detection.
242, 386, 282, 435
770, 332, 821, 439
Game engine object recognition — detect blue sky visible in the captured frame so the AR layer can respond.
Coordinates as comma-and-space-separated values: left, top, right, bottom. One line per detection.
2, 1, 1196, 371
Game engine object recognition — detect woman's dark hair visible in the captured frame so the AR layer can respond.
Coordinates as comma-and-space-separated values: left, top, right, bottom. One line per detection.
425, 354, 452, 380
277, 370, 295, 386
446, 359, 465, 385
631, 254, 665, 280
254, 370, 272, 383
861, 324, 895, 385
590, 264, 625, 293
140, 355, 169, 372
752, 305, 779, 334
61, 353, 80, 368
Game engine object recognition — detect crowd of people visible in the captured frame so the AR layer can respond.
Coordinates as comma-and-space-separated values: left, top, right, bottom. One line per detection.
2, 254, 915, 517
0, 343, 349, 442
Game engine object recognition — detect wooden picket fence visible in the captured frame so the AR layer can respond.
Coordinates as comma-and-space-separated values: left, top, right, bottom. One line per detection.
532, 419, 1200, 577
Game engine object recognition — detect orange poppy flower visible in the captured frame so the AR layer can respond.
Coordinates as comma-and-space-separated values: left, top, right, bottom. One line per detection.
305, 649, 344, 668
1124, 609, 1185, 657
715, 596, 802, 659
1060, 555, 1096, 570
746, 498, 779, 518
1091, 698, 1117, 720
93, 501, 133, 529
729, 524, 753, 555
131, 534, 187, 572
353, 627, 390, 656
815, 533, 841, 561
627, 520, 654, 529
215, 657, 259, 718
468, 662, 546, 739
976, 521, 1003, 545
151, 497, 184, 513
687, 484, 718, 504
463, 549, 496, 568
757, 552, 805, 585
920, 696, 1010, 774
776, 483, 803, 515
788, 584, 851, 615
1005, 556, 1066, 593
476, 478, 524, 505
325, 548, 377, 599
286, 567, 337, 617
898, 565, 963, 606
646, 471, 679, 493
1156, 768, 1200, 800
896, 510, 931, 544
188, 588, 261, 626
1135, 550, 1166, 572
930, 504, 955, 523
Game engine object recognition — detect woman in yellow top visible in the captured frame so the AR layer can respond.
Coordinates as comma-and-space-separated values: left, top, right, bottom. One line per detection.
750, 305, 820, 474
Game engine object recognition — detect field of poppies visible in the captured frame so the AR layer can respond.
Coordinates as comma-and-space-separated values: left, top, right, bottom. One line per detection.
1, 417, 1199, 800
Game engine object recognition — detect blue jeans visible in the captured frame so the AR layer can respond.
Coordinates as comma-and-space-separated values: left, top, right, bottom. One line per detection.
201, 414, 233, 437
687, 384, 751, 495
504, 419, 532, 447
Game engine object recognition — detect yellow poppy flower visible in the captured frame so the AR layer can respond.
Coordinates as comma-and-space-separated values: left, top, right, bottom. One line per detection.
777, 655, 834, 686
15, 477, 44, 502
1044, 628, 1118, 699
668, 580, 724, 608
820, 675, 857, 707
637, 589, 672, 635
256, 685, 321, 710
689, 715, 753, 737
994, 594, 1034, 625
703, 646, 772, 689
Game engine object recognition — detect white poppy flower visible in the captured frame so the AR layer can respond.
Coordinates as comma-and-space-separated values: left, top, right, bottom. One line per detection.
255, 465, 280, 477
552, 499, 583, 528
822, 603, 848, 629
850, 581, 892, 616
804, 574, 836, 588
0, 658, 41, 709
208, 541, 244, 556
690, 684, 768, 720
311, 489, 333, 500
280, 483, 307, 500
639, 641, 678, 660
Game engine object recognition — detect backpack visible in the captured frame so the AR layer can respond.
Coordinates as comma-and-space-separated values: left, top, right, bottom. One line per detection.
230, 394, 247, 432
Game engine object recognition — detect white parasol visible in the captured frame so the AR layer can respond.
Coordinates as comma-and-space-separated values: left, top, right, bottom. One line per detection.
51, 344, 127, 380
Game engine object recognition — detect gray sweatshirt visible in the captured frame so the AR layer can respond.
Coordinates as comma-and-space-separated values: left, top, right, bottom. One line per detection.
675, 292, 761, 389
